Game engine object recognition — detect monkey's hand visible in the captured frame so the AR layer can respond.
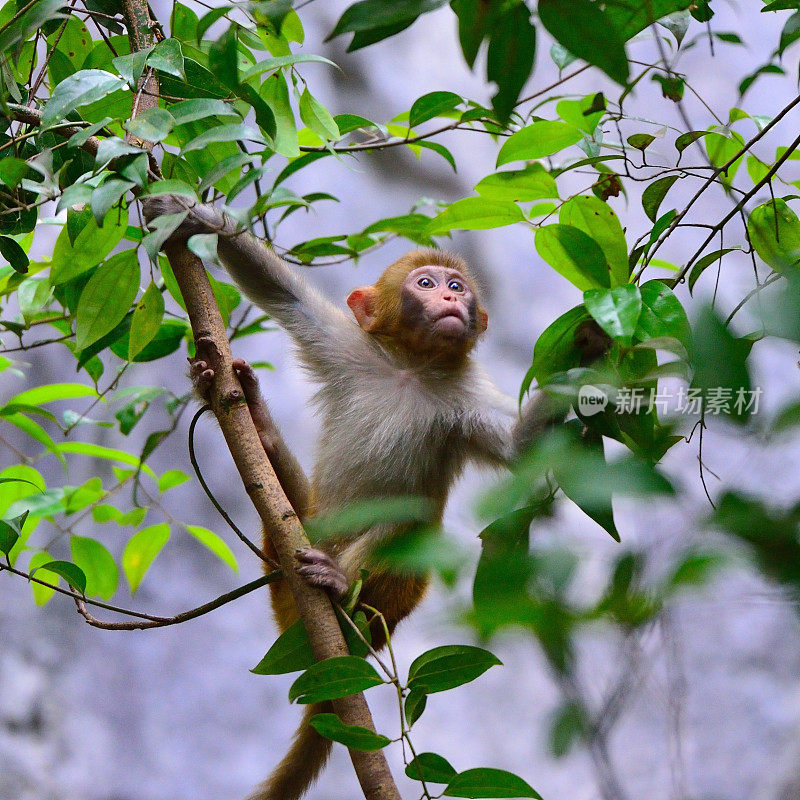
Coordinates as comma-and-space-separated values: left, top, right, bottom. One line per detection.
142, 194, 236, 243
296, 548, 349, 601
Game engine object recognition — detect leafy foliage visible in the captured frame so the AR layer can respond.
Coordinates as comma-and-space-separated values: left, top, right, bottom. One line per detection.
4, 1, 800, 798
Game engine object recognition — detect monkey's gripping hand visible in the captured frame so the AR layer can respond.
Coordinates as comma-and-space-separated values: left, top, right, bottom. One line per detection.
141, 194, 237, 244
295, 548, 349, 601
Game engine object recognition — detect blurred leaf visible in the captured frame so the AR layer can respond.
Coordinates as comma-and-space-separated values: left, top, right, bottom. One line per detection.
747, 200, 800, 273
122, 523, 170, 593
186, 524, 237, 571
328, 0, 448, 49
70, 535, 118, 599
548, 701, 588, 757
538, 0, 628, 84
690, 306, 752, 423
28, 552, 58, 605
486, 2, 536, 121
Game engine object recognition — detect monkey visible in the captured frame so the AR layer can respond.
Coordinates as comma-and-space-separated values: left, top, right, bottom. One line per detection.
144, 195, 591, 800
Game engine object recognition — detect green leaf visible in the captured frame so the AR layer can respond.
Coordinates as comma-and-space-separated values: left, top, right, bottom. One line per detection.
240, 53, 339, 82
75, 250, 140, 350
486, 2, 536, 122
474, 164, 558, 202
124, 107, 175, 143
635, 280, 691, 346
261, 73, 300, 158
557, 93, 605, 135
627, 133, 656, 151
308, 713, 391, 751
51, 208, 128, 285
559, 196, 628, 286
252, 619, 316, 675
405, 688, 427, 725
549, 701, 589, 757
497, 121, 583, 166
35, 560, 87, 594
328, 0, 448, 45
57, 442, 157, 479
642, 175, 678, 223
182, 124, 268, 153
128, 282, 165, 361
0, 236, 29, 273
122, 523, 170, 593
0, 519, 19, 555
583, 284, 642, 342
409, 91, 462, 128
690, 305, 752, 423
426, 198, 524, 234
3, 413, 64, 465
747, 199, 800, 273
8, 383, 97, 406
41, 69, 126, 126
110, 318, 188, 363
185, 524, 238, 571
529, 305, 593, 387
408, 645, 501, 694
299, 88, 340, 141
534, 225, 610, 290
444, 768, 542, 799
28, 551, 58, 605
70, 535, 118, 599
90, 179, 135, 224
148, 38, 185, 78
169, 98, 239, 125
538, 0, 628, 84
675, 130, 712, 153
158, 469, 190, 492
288, 656, 383, 703
406, 753, 458, 784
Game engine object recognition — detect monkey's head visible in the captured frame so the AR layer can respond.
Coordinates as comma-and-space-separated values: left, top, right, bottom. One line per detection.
346, 249, 488, 365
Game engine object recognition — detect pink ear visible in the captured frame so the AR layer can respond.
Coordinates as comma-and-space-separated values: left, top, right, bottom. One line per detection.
347, 287, 378, 331
478, 309, 488, 333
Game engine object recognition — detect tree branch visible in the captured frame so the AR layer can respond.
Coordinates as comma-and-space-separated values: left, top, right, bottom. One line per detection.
120, 3, 402, 799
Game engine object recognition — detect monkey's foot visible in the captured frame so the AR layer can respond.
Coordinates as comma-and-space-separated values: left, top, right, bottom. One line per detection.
296, 548, 349, 600
188, 336, 218, 403
232, 358, 261, 402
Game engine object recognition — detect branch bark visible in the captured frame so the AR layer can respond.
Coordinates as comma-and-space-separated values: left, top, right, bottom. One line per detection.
119, 4, 402, 799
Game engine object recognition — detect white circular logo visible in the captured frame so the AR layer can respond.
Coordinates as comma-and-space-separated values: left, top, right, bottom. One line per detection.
578, 384, 608, 416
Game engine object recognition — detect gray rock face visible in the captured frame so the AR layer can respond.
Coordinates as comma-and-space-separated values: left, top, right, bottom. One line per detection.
4, 5, 800, 800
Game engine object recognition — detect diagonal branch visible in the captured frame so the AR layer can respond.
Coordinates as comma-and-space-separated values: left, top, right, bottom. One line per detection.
119, 3, 402, 799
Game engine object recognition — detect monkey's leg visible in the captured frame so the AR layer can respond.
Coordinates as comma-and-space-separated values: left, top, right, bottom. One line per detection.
188, 337, 310, 519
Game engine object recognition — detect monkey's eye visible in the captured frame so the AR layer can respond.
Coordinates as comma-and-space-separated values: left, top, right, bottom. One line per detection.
447, 280, 464, 292
417, 277, 435, 288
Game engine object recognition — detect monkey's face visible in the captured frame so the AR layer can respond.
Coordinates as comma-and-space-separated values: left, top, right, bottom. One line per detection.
399, 265, 487, 353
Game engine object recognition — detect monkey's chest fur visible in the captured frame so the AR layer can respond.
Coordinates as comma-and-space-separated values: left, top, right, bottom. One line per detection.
311, 365, 485, 512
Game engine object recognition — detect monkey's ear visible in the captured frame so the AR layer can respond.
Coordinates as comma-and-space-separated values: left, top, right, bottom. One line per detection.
347, 286, 379, 331
477, 308, 488, 334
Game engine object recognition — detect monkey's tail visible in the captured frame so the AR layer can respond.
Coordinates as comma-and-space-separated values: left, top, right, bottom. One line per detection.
248, 701, 333, 800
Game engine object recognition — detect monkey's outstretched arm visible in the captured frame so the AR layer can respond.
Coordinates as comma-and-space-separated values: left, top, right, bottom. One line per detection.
143, 196, 382, 378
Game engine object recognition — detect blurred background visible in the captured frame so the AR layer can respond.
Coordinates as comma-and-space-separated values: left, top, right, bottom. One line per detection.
3, 2, 800, 799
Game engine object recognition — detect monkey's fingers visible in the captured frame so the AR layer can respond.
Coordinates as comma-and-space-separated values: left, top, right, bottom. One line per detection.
295, 548, 348, 600
232, 358, 261, 395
